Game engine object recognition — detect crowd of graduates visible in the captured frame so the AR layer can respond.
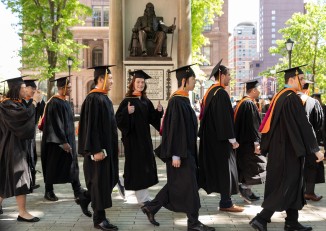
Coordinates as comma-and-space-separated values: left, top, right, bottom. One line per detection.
0, 60, 325, 231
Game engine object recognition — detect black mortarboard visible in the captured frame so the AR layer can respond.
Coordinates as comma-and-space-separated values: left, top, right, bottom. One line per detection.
169, 64, 196, 81
277, 64, 307, 81
302, 80, 314, 90
88, 65, 116, 80
50, 75, 71, 88
241, 80, 260, 91
210, 59, 223, 79
311, 93, 322, 99
129, 70, 151, 79
23, 78, 38, 88
3, 76, 26, 90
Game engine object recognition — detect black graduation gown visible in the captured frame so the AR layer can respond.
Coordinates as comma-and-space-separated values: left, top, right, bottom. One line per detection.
234, 98, 266, 185
0, 100, 35, 198
198, 86, 238, 195
300, 95, 325, 184
156, 95, 200, 214
41, 97, 79, 184
78, 92, 118, 211
115, 96, 162, 190
260, 89, 320, 211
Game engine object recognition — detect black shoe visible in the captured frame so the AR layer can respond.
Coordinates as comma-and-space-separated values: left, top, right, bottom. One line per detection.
249, 192, 260, 201
188, 222, 216, 231
141, 205, 159, 226
284, 221, 312, 231
44, 191, 58, 201
142, 51, 147, 56
239, 185, 253, 203
94, 219, 118, 230
17, 215, 40, 222
249, 217, 267, 231
76, 192, 92, 217
0, 205, 3, 215
31, 184, 40, 190
116, 180, 125, 199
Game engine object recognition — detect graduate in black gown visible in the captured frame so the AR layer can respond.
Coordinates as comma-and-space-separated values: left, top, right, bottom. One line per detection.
78, 65, 119, 230
234, 80, 266, 203
249, 66, 324, 231
41, 76, 85, 203
22, 78, 45, 190
141, 65, 215, 231
0, 77, 42, 222
298, 82, 325, 201
116, 70, 163, 205
311, 93, 326, 149
198, 60, 243, 213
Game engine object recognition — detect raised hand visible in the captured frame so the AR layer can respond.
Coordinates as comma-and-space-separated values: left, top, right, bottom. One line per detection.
128, 101, 135, 114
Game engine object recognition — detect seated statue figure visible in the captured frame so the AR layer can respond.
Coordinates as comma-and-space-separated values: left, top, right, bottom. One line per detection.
129, 2, 176, 57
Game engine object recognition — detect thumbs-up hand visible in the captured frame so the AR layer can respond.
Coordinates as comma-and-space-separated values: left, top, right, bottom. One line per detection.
157, 100, 163, 112
128, 102, 135, 114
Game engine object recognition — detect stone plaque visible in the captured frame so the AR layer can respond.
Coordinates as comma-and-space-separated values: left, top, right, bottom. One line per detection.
126, 69, 165, 100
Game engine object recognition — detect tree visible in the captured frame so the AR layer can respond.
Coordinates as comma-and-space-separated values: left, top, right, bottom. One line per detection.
268, 2, 326, 100
191, 0, 224, 64
1, 0, 92, 97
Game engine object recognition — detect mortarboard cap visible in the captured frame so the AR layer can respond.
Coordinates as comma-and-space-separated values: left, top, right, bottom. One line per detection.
23, 78, 38, 88
129, 70, 151, 79
169, 64, 196, 81
276, 64, 307, 81
210, 59, 223, 79
88, 65, 116, 80
311, 93, 322, 99
2, 76, 26, 90
50, 75, 71, 88
241, 80, 260, 91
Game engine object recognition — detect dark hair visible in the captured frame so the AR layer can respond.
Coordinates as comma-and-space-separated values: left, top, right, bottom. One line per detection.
6, 84, 22, 100
214, 65, 229, 80
125, 77, 147, 97
94, 74, 105, 85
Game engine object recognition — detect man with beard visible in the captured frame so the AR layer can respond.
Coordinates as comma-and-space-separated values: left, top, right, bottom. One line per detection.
78, 65, 119, 230
234, 80, 267, 203
141, 65, 215, 231
22, 78, 45, 190
249, 66, 324, 231
41, 76, 87, 210
130, 2, 175, 57
298, 81, 325, 201
198, 59, 243, 213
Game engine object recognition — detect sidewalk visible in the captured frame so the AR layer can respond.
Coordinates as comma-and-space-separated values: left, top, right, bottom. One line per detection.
0, 157, 326, 231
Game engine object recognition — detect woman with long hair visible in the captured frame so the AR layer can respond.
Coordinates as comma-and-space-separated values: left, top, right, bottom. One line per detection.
116, 70, 163, 205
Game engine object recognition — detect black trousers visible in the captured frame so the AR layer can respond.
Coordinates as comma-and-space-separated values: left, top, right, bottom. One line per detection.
257, 208, 299, 224
145, 184, 199, 227
45, 177, 82, 197
93, 210, 106, 225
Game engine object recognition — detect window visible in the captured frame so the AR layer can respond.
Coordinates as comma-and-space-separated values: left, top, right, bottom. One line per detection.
201, 46, 211, 66
92, 47, 103, 66
92, 6, 109, 27
272, 16, 275, 21
203, 9, 212, 31
271, 10, 276, 15
271, 22, 275, 27
272, 40, 276, 44
256, 63, 260, 67
272, 28, 275, 32
271, 34, 275, 38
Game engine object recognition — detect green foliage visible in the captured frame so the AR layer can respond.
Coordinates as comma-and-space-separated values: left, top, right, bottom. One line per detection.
191, 0, 224, 64
267, 2, 326, 100
1, 0, 92, 92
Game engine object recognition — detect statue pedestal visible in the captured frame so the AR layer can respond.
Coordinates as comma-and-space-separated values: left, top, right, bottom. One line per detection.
123, 60, 175, 102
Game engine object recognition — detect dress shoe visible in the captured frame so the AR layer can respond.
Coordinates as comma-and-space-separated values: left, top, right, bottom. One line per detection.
77, 193, 92, 217
0, 205, 3, 215
116, 180, 125, 199
141, 205, 160, 226
239, 185, 253, 203
44, 191, 58, 201
304, 193, 323, 201
94, 219, 118, 230
31, 184, 40, 190
188, 222, 216, 231
249, 192, 260, 201
17, 215, 40, 222
142, 51, 148, 56
249, 217, 267, 231
220, 204, 244, 212
284, 221, 312, 231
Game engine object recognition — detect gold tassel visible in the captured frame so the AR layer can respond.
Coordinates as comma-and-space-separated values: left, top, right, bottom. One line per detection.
102, 70, 108, 90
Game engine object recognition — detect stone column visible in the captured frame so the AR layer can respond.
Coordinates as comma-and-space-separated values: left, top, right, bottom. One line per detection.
77, 39, 84, 68
178, 0, 192, 66
109, 0, 123, 104
103, 39, 109, 64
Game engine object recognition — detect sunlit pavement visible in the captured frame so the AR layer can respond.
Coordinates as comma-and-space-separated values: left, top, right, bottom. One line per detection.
1, 157, 326, 231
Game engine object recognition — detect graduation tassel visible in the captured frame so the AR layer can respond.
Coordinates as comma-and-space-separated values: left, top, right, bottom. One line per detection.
296, 70, 302, 92
103, 70, 108, 91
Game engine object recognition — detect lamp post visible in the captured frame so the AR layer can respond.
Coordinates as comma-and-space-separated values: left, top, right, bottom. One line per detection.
66, 57, 73, 113
285, 38, 294, 68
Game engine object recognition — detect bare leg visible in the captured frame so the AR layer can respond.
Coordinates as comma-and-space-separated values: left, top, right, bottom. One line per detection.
16, 195, 35, 219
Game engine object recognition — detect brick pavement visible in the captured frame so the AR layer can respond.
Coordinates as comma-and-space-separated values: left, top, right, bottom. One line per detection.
1, 157, 326, 231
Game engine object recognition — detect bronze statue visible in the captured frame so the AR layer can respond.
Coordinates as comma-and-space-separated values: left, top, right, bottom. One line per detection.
129, 2, 176, 57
